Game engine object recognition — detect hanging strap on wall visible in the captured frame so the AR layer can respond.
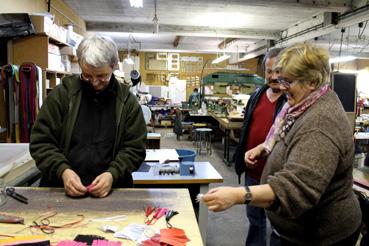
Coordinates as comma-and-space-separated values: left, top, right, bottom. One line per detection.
0, 64, 20, 143
19, 63, 38, 143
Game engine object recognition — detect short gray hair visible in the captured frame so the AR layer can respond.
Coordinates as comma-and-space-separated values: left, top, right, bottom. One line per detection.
77, 34, 119, 68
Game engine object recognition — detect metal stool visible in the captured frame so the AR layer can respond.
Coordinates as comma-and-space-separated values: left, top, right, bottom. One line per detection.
181, 121, 193, 140
195, 128, 212, 155
192, 123, 207, 145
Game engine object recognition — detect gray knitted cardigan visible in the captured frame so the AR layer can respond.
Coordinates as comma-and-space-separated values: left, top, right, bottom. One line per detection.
261, 90, 361, 245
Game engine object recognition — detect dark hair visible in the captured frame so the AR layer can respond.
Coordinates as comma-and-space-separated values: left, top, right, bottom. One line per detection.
194, 88, 198, 92
262, 47, 284, 71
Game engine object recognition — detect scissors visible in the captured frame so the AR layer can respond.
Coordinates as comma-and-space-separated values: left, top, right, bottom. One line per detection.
6, 187, 28, 204
32, 218, 54, 234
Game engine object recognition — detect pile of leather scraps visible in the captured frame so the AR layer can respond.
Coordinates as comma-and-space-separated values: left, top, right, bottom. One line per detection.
57, 239, 121, 246
142, 228, 190, 246
110, 205, 189, 245
57, 234, 121, 246
114, 224, 190, 246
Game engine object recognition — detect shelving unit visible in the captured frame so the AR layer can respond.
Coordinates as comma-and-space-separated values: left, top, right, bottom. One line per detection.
11, 33, 75, 100
45, 69, 72, 95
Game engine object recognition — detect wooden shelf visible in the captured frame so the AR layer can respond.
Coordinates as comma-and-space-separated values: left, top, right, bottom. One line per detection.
48, 35, 71, 47
205, 94, 232, 97
45, 69, 72, 75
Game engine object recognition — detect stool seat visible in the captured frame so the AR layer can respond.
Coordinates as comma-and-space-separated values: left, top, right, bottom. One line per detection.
194, 128, 212, 155
195, 128, 212, 132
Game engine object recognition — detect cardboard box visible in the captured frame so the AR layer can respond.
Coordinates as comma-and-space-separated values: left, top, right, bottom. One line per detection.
48, 53, 63, 71
30, 15, 54, 35
48, 43, 60, 55
161, 120, 172, 127
61, 55, 71, 72
48, 24, 67, 43
60, 46, 76, 56
67, 30, 83, 47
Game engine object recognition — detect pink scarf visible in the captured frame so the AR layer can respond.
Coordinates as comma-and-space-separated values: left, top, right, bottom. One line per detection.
263, 85, 329, 153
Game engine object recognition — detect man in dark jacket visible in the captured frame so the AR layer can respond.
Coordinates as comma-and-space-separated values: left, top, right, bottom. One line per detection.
234, 48, 286, 246
30, 34, 146, 198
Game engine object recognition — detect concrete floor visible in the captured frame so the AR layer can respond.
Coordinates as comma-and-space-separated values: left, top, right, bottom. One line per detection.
156, 127, 272, 246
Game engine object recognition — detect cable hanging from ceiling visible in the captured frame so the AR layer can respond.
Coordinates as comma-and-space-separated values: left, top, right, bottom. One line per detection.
153, 0, 159, 34
125, 34, 141, 65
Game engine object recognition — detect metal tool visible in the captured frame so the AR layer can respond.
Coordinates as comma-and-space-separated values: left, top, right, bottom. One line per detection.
6, 187, 28, 204
0, 212, 24, 224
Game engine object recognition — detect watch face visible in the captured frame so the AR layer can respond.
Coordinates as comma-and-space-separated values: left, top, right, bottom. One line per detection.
245, 192, 252, 200
244, 186, 252, 204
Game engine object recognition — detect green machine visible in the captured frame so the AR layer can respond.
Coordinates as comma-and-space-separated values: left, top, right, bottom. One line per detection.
202, 72, 265, 96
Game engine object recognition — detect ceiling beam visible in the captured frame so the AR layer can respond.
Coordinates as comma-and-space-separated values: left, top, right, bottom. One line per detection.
173, 36, 181, 48
237, 49, 267, 63
226, 0, 351, 12
230, 40, 270, 63
276, 5, 369, 47
146, 0, 350, 12
87, 22, 280, 39
115, 42, 242, 54
218, 38, 239, 49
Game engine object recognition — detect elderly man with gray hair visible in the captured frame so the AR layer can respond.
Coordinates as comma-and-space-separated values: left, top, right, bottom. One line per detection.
30, 34, 146, 198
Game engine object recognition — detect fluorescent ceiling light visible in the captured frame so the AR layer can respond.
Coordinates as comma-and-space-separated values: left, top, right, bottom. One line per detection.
212, 54, 230, 64
329, 56, 356, 64
129, 0, 143, 8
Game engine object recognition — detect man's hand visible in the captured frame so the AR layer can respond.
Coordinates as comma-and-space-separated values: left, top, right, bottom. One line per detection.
244, 144, 265, 168
88, 172, 113, 198
62, 169, 87, 197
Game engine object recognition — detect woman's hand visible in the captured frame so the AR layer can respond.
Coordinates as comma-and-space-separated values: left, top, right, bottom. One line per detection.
202, 187, 245, 212
244, 144, 265, 168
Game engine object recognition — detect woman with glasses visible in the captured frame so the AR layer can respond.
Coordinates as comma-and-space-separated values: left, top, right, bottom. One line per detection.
30, 34, 146, 198
203, 43, 362, 245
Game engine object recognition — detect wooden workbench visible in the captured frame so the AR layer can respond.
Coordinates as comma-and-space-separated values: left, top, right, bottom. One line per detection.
133, 161, 223, 245
0, 188, 203, 245
209, 113, 243, 165
133, 161, 223, 185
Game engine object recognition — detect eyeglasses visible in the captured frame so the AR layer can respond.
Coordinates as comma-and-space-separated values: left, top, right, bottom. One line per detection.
80, 73, 112, 83
277, 77, 299, 88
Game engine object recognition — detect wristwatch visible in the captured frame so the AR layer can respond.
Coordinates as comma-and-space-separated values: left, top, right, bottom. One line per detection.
244, 186, 252, 204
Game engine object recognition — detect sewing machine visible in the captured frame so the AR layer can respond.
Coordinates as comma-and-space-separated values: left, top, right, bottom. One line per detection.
155, 162, 195, 176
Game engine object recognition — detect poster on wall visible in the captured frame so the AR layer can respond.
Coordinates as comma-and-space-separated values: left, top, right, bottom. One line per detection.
168, 77, 186, 104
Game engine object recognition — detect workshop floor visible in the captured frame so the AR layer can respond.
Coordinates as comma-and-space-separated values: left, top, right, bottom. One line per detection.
156, 127, 272, 246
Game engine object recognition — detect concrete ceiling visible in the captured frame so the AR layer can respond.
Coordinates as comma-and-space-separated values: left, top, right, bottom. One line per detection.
62, 0, 369, 61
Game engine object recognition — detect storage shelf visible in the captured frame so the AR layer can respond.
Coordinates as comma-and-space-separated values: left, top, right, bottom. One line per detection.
48, 35, 71, 47
45, 69, 72, 75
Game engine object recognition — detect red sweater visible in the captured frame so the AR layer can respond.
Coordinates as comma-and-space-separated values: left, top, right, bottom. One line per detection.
246, 92, 277, 180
